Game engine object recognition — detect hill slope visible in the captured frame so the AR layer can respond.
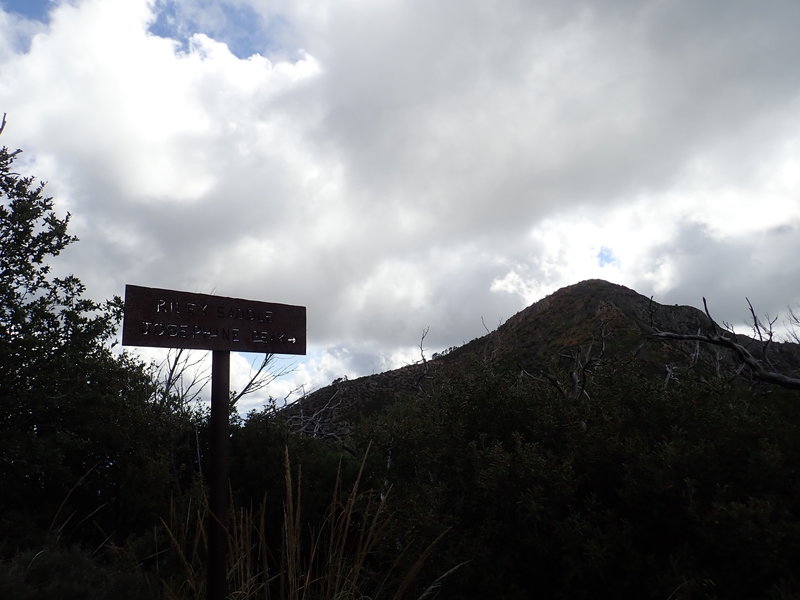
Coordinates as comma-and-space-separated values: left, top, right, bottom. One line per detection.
264, 279, 800, 599
287, 279, 800, 437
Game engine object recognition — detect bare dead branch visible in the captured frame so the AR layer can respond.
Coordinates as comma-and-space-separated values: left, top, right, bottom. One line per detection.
746, 297, 778, 367
480, 316, 490, 335
650, 329, 800, 390
285, 386, 347, 440
416, 326, 432, 395
155, 348, 209, 411
690, 332, 701, 368
521, 321, 608, 401
650, 294, 800, 391
786, 307, 800, 345
664, 364, 677, 388
230, 353, 295, 408
519, 366, 567, 398
701, 297, 724, 334
748, 298, 764, 343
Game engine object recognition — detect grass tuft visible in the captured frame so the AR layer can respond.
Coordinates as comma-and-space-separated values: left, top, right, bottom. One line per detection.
156, 445, 451, 599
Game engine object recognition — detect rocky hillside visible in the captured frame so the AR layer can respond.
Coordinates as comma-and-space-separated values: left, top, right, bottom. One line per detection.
286, 279, 800, 437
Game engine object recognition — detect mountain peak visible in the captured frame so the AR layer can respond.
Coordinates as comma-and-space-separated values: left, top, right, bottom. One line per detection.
498, 279, 653, 350
291, 280, 800, 435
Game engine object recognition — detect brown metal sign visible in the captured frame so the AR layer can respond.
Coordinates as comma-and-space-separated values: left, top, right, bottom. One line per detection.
122, 284, 306, 354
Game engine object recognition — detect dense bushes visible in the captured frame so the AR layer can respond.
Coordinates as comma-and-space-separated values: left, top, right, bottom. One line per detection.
355, 360, 800, 599
0, 545, 156, 600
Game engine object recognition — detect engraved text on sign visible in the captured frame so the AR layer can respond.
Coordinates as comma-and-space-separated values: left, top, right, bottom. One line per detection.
122, 284, 306, 354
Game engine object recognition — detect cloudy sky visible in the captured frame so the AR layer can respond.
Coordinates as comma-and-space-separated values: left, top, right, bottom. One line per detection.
2, 0, 800, 411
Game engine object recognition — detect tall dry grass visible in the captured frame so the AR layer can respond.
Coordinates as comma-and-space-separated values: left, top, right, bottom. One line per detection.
157, 446, 455, 600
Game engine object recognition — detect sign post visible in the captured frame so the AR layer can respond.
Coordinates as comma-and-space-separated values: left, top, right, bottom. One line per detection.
207, 350, 230, 600
122, 284, 306, 600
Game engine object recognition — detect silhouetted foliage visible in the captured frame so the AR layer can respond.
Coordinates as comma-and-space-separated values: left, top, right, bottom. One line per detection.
355, 356, 800, 599
0, 130, 196, 563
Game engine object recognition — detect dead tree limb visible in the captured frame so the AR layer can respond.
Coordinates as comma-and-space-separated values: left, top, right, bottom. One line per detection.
155, 348, 209, 411
286, 386, 347, 440
650, 318, 800, 391
521, 321, 608, 400
230, 353, 295, 408
416, 326, 433, 395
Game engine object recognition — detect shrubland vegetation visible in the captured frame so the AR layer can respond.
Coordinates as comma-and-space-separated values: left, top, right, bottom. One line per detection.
2, 127, 800, 599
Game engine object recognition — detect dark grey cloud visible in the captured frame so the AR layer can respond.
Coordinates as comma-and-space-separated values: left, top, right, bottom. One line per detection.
293, 0, 800, 244
643, 221, 800, 330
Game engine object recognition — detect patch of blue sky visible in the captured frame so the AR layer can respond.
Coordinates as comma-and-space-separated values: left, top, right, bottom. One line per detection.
597, 246, 616, 267
149, 0, 286, 59
1, 0, 52, 53
0, 0, 52, 22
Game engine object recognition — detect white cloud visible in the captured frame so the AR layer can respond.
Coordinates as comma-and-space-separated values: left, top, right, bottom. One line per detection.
2, 0, 800, 397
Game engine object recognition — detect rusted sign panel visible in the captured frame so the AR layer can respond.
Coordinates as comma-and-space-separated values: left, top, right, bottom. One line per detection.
122, 284, 306, 354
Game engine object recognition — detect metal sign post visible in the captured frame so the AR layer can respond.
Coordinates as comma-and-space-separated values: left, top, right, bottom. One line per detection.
122, 285, 306, 600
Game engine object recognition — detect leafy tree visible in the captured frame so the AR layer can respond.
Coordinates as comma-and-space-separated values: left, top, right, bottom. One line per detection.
0, 116, 193, 554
